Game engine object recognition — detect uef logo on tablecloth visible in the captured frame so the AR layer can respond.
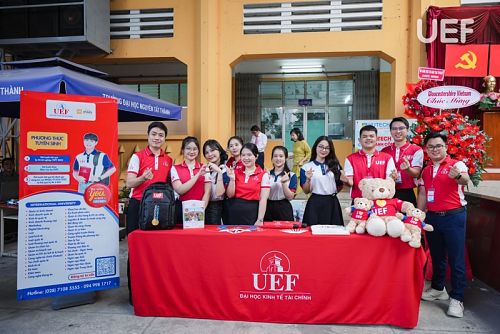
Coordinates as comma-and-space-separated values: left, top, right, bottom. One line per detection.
253, 251, 298, 291
239, 250, 312, 301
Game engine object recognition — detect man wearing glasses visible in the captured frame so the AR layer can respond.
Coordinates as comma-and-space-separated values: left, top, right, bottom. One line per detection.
417, 132, 469, 318
381, 117, 423, 206
344, 125, 396, 202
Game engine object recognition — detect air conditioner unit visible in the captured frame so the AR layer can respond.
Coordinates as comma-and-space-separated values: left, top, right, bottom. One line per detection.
0, 0, 110, 57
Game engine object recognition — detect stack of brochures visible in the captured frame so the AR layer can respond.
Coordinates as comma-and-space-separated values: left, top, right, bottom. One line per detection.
311, 225, 350, 235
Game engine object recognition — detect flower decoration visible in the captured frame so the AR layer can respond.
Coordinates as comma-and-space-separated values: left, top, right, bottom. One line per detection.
403, 80, 491, 186
479, 92, 500, 110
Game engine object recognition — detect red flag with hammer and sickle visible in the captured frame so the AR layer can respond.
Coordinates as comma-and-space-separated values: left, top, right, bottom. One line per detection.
489, 45, 500, 77
445, 44, 488, 77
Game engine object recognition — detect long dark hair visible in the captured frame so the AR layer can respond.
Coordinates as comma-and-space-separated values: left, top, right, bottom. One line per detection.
310, 136, 341, 173
271, 146, 290, 175
203, 139, 228, 165
290, 128, 304, 141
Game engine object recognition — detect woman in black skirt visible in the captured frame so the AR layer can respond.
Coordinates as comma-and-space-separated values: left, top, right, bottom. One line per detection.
300, 136, 344, 226
203, 139, 228, 225
264, 146, 296, 221
226, 143, 270, 225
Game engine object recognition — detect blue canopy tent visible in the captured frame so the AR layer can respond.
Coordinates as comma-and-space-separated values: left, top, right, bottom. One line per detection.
0, 58, 182, 121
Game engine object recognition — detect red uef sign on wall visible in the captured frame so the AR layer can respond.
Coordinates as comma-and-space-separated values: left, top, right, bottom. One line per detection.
17, 91, 120, 301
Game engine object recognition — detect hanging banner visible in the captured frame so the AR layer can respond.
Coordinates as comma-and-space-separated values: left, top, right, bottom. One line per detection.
354, 119, 417, 151
17, 91, 119, 300
489, 45, 500, 77
444, 44, 489, 77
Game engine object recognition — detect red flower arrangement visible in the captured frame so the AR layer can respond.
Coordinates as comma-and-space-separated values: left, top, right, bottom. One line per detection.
403, 80, 491, 186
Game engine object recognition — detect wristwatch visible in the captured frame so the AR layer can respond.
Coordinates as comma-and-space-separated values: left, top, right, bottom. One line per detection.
455, 174, 462, 180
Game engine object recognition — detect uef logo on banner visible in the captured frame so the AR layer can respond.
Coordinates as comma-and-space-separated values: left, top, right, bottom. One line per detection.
239, 250, 311, 301
417, 85, 481, 109
46, 100, 96, 121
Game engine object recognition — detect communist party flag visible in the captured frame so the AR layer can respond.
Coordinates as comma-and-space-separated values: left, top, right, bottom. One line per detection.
489, 45, 500, 77
445, 44, 489, 77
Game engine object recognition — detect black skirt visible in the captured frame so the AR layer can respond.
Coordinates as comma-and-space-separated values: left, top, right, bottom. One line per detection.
302, 193, 343, 226
205, 200, 224, 225
226, 198, 259, 225
264, 199, 294, 221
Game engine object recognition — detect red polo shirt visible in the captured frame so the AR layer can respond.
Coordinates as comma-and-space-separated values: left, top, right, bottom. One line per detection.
381, 142, 423, 189
345, 150, 395, 199
419, 156, 467, 212
127, 146, 173, 200
226, 157, 244, 171
171, 161, 211, 201
234, 166, 270, 201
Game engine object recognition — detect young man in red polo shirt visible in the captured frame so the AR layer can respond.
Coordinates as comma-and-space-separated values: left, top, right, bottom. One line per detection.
418, 132, 469, 318
125, 121, 173, 303
344, 125, 397, 201
381, 117, 423, 206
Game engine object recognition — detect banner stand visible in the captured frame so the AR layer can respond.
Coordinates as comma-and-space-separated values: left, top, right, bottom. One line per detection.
51, 291, 97, 310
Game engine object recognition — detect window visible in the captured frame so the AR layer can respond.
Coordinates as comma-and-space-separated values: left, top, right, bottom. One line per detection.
122, 83, 187, 106
259, 78, 354, 140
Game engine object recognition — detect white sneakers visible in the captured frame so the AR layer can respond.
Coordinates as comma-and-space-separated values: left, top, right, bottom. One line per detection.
421, 287, 464, 318
447, 298, 464, 318
421, 287, 449, 301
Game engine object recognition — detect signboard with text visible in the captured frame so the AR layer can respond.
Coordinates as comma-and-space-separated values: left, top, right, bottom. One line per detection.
416, 85, 480, 109
17, 91, 119, 300
418, 67, 445, 81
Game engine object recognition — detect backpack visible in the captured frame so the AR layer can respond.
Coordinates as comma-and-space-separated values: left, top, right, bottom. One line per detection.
93, 151, 110, 185
139, 182, 176, 230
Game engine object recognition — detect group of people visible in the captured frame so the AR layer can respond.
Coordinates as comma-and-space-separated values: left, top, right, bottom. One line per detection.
125, 119, 469, 318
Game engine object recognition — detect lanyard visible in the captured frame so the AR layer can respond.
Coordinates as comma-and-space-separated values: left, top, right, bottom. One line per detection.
392, 143, 410, 165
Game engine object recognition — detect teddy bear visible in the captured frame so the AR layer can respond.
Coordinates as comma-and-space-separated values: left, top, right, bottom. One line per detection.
358, 177, 414, 237
344, 197, 374, 234
396, 207, 434, 248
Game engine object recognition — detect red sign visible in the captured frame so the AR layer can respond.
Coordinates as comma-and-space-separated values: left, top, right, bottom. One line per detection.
489, 45, 500, 77
418, 67, 445, 81
445, 44, 489, 77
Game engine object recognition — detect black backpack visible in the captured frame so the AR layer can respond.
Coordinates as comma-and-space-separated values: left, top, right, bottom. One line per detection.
139, 182, 176, 230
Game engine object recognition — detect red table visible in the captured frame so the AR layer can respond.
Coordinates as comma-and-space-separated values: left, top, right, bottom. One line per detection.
129, 226, 426, 328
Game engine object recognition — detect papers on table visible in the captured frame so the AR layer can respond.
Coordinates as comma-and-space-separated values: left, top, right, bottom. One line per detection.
311, 225, 350, 236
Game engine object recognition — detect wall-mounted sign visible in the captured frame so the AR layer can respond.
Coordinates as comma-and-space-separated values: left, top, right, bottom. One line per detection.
417, 85, 480, 109
298, 99, 312, 106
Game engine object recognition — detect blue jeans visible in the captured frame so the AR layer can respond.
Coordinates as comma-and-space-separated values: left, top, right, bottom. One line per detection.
426, 209, 467, 301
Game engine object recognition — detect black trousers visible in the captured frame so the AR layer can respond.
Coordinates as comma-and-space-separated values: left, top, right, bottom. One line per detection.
394, 188, 417, 207
256, 152, 265, 169
205, 200, 224, 225
126, 198, 141, 304
227, 198, 259, 225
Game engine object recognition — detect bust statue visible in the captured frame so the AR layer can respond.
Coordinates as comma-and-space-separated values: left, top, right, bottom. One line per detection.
482, 75, 497, 94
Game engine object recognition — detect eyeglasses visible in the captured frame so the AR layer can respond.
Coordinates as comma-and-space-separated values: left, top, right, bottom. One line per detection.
317, 145, 330, 151
426, 144, 445, 151
391, 126, 407, 132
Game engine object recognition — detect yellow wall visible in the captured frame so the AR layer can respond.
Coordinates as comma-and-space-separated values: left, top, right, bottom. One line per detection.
78, 0, 461, 172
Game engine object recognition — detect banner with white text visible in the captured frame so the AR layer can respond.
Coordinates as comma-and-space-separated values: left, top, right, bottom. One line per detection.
17, 91, 119, 300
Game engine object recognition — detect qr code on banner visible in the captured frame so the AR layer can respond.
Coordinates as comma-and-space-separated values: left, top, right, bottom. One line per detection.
95, 256, 116, 277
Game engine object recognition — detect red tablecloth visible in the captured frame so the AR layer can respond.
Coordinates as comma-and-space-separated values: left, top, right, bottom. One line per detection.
129, 226, 426, 328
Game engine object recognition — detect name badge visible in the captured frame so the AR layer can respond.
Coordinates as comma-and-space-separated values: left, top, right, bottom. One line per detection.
396, 171, 402, 184
427, 188, 435, 203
